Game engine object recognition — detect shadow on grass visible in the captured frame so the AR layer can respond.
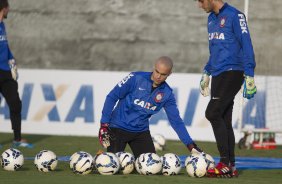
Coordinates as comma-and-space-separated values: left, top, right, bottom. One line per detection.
0, 133, 52, 147
55, 168, 65, 172
18, 167, 31, 171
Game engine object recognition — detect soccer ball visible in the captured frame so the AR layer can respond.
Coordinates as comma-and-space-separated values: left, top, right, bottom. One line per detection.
116, 151, 135, 174
135, 153, 144, 174
92, 154, 97, 171
153, 141, 164, 151
70, 151, 94, 175
161, 153, 181, 176
186, 154, 207, 177
202, 153, 215, 170
95, 152, 120, 175
184, 153, 202, 166
69, 151, 92, 170
152, 134, 166, 151
1, 148, 24, 171
185, 153, 215, 171
34, 150, 58, 172
138, 153, 162, 175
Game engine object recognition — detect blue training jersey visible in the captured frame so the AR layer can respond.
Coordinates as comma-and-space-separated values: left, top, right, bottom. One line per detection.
204, 3, 256, 77
100, 71, 194, 146
0, 21, 14, 71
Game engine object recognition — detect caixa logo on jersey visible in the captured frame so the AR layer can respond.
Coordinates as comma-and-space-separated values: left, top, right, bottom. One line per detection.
0, 35, 7, 41
209, 32, 225, 40
0, 83, 94, 123
134, 99, 157, 111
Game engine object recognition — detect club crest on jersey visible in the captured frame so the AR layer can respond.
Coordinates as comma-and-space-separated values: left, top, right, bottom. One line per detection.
134, 99, 157, 111
220, 17, 226, 27
154, 92, 164, 103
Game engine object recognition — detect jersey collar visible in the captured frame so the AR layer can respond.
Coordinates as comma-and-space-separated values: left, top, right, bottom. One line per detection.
211, 3, 228, 18
219, 3, 228, 14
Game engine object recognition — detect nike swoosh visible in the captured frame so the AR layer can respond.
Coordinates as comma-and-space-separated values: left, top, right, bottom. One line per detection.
212, 97, 220, 100
138, 87, 146, 90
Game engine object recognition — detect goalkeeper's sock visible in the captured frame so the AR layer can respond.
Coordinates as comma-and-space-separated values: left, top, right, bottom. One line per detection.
230, 163, 239, 177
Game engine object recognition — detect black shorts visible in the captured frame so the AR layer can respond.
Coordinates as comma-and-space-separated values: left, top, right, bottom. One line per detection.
107, 128, 155, 158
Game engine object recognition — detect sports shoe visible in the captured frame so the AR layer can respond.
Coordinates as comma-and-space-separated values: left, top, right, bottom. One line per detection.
230, 164, 239, 177
12, 139, 34, 148
207, 162, 232, 178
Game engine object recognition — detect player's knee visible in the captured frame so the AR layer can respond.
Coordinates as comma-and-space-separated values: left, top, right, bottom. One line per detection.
9, 99, 22, 113
205, 107, 220, 123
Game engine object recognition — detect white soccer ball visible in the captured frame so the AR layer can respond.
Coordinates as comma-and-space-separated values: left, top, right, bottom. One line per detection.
34, 150, 58, 172
70, 151, 94, 175
135, 153, 144, 174
95, 152, 120, 175
184, 155, 190, 167
186, 154, 207, 177
92, 154, 97, 171
116, 151, 135, 174
153, 141, 163, 151
202, 153, 215, 170
161, 153, 182, 176
152, 134, 166, 151
69, 151, 91, 170
1, 148, 24, 171
138, 153, 162, 175
185, 153, 215, 171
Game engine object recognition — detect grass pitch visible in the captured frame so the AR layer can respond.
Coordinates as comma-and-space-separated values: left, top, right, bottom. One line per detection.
0, 133, 281, 184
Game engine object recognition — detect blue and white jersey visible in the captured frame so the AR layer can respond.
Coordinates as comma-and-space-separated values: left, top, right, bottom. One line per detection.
0, 21, 14, 71
101, 71, 194, 145
204, 3, 256, 77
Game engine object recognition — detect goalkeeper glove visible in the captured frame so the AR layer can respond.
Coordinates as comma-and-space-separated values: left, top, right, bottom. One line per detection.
9, 59, 18, 81
187, 143, 204, 155
243, 76, 257, 99
199, 70, 210, 97
98, 123, 111, 148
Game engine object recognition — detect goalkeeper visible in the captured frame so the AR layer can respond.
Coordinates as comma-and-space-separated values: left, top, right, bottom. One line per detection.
99, 56, 203, 158
197, 0, 256, 178
0, 0, 33, 148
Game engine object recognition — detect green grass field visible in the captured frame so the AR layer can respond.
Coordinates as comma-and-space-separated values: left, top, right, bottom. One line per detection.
0, 133, 281, 184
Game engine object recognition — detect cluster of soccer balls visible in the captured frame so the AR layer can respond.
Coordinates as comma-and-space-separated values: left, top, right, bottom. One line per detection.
70, 151, 184, 176
0, 148, 58, 172
1, 137, 215, 177
135, 152, 215, 177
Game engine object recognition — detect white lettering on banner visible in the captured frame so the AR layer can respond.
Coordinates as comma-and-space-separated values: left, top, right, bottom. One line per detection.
118, 73, 134, 87
238, 14, 248, 34
209, 32, 225, 40
134, 99, 157, 111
